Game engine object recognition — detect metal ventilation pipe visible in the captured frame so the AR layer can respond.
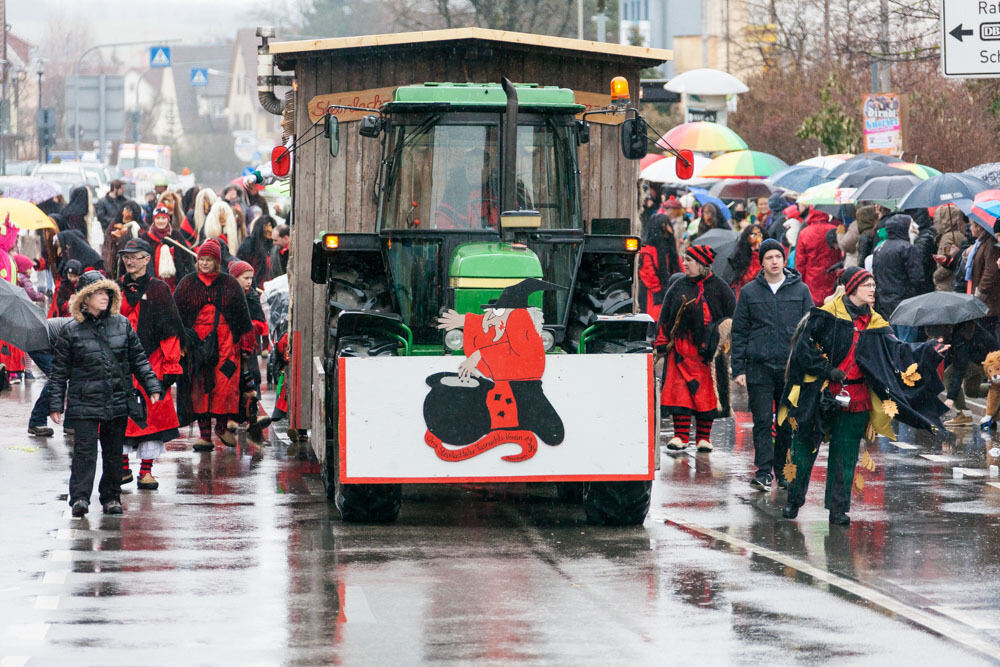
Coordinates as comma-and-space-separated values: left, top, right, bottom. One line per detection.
257, 26, 284, 116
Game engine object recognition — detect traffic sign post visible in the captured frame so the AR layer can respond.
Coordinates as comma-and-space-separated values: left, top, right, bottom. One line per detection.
149, 46, 171, 68
942, 0, 1000, 78
190, 68, 209, 87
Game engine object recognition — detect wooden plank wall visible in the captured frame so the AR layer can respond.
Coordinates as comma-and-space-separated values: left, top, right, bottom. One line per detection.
288, 45, 643, 429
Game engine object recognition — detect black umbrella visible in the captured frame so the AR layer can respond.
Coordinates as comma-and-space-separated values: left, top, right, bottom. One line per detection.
850, 174, 922, 204
827, 156, 896, 179
0, 278, 49, 352
708, 178, 775, 201
838, 165, 913, 188
896, 173, 991, 210
964, 162, 1000, 188
890, 292, 989, 327
691, 228, 740, 284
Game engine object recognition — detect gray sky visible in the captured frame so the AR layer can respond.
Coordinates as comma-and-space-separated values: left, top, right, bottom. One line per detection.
9, 0, 287, 64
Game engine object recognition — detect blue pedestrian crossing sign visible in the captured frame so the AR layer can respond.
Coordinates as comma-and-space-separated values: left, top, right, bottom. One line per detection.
190, 68, 209, 87
149, 46, 171, 68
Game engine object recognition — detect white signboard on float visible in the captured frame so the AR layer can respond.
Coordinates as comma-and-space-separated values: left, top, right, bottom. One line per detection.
336, 354, 655, 483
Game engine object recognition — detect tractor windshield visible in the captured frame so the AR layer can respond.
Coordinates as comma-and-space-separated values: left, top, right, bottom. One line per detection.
381, 115, 581, 231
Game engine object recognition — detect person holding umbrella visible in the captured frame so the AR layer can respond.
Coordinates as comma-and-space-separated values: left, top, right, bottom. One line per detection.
779, 267, 948, 525
48, 270, 162, 517
655, 244, 735, 452
638, 214, 680, 323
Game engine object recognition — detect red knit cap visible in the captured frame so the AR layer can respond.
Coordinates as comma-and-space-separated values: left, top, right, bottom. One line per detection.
685, 244, 716, 267
229, 260, 254, 278
197, 238, 222, 263
842, 266, 873, 295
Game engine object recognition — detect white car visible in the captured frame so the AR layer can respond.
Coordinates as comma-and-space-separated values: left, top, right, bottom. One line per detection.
31, 163, 103, 199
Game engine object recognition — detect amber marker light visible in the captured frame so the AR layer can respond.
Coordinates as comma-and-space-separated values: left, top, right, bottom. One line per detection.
610, 76, 630, 105
324, 234, 340, 249
625, 237, 639, 251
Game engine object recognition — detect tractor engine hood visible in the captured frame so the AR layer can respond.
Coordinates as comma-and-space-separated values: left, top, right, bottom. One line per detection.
448, 242, 544, 313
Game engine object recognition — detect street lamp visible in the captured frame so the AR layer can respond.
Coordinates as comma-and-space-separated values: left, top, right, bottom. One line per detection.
35, 59, 43, 162
72, 38, 180, 160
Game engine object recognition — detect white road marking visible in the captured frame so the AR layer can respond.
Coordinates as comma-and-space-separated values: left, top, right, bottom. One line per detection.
49, 550, 73, 562
987, 482, 1000, 490
343, 585, 376, 624
930, 606, 1000, 630
55, 529, 74, 540
921, 454, 960, 463
893, 442, 919, 450
41, 571, 66, 585
34, 596, 59, 610
3, 624, 49, 641
954, 468, 987, 478
666, 516, 1000, 662
0, 657, 31, 667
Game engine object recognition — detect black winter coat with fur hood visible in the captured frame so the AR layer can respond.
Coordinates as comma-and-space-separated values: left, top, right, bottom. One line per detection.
48, 273, 161, 422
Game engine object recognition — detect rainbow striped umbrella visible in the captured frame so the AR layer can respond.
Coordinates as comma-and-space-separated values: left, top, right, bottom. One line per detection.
970, 189, 1000, 232
657, 121, 748, 153
798, 181, 856, 206
889, 162, 942, 180
697, 150, 788, 179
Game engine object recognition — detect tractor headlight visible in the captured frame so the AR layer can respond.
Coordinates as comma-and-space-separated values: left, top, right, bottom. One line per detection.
444, 328, 464, 351
541, 329, 555, 351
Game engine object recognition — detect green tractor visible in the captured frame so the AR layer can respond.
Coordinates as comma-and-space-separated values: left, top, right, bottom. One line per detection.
310, 79, 659, 525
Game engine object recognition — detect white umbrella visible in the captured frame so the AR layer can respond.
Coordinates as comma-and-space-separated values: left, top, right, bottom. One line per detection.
797, 154, 851, 170
640, 154, 714, 185
665, 69, 749, 96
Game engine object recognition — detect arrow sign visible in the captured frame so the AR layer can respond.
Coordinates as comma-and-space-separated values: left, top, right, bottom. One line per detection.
190, 68, 209, 87
149, 46, 171, 68
950, 24, 974, 41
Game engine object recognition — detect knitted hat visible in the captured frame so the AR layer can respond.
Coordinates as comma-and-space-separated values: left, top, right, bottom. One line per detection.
842, 266, 873, 295
757, 238, 785, 262
768, 191, 787, 213
685, 244, 716, 267
13, 253, 33, 274
229, 260, 254, 278
197, 238, 222, 264
152, 205, 171, 219
663, 196, 683, 210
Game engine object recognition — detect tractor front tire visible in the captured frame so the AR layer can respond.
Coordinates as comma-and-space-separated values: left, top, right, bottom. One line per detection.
583, 481, 651, 526
336, 483, 402, 523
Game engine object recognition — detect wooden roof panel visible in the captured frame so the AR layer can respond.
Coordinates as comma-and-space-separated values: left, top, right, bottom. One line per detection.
270, 27, 672, 67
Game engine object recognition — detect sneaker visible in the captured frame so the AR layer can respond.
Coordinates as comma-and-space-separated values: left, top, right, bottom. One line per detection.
781, 504, 798, 519
695, 439, 713, 453
666, 436, 688, 451
27, 425, 54, 437
829, 512, 850, 526
192, 438, 214, 452
944, 411, 974, 427
776, 477, 789, 490
121, 469, 134, 485
71, 499, 89, 517
750, 474, 773, 492
9, 376, 20, 385
102, 500, 123, 515
137, 473, 159, 490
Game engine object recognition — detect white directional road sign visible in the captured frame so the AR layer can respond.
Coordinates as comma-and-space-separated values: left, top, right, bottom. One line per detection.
942, 0, 1000, 77
149, 46, 171, 68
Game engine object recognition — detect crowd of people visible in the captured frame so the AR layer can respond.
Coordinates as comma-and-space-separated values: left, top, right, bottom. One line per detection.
0, 180, 293, 517
639, 181, 984, 524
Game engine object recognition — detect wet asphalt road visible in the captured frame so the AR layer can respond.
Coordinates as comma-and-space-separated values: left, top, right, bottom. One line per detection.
1, 378, 997, 664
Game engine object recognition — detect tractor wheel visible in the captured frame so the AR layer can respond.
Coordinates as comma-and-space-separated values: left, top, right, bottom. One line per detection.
555, 482, 585, 502
321, 334, 403, 523
583, 481, 651, 526
336, 484, 402, 523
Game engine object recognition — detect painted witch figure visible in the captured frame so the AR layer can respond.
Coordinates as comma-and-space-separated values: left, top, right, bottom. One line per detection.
429, 278, 564, 461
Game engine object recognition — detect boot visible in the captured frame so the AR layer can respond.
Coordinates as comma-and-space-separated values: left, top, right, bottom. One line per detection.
944, 410, 973, 427
137, 473, 159, 490
192, 438, 214, 452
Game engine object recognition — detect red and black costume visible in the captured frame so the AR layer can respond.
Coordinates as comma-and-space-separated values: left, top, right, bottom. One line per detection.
638, 214, 680, 322
118, 267, 184, 485
173, 243, 253, 443
656, 245, 735, 451
141, 220, 194, 292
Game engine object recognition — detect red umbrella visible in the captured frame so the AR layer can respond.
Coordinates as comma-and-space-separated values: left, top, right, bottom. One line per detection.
639, 154, 666, 171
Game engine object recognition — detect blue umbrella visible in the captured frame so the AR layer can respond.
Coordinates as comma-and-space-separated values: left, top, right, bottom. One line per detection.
768, 165, 829, 192
688, 188, 733, 220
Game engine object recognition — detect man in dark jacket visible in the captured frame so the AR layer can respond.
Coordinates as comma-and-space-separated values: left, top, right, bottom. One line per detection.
731, 239, 814, 491
269, 224, 289, 278
871, 214, 924, 341
49, 271, 162, 517
95, 180, 127, 231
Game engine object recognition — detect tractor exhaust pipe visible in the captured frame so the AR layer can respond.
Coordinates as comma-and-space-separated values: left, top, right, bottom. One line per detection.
500, 77, 518, 214
257, 27, 285, 116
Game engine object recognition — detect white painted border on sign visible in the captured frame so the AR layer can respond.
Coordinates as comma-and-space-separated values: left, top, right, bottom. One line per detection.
941, 0, 1000, 78
338, 354, 654, 482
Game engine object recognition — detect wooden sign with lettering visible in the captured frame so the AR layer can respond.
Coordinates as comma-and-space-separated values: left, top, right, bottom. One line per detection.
307, 87, 398, 123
